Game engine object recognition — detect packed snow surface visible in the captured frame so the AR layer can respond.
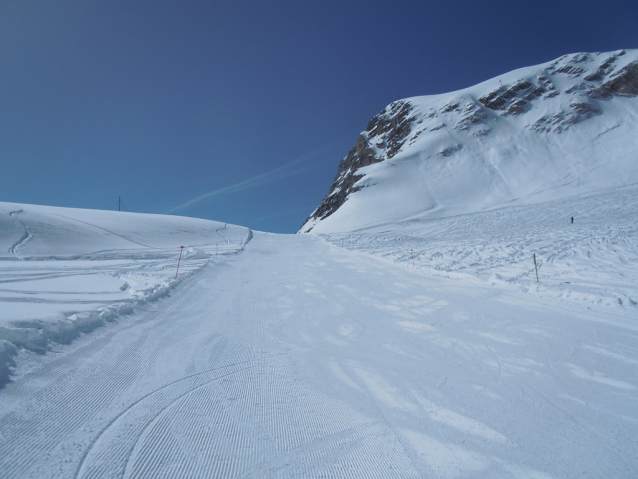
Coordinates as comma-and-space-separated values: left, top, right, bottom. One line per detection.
1, 200, 637, 477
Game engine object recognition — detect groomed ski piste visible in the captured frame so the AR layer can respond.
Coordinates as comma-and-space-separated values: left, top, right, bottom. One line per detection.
0, 195, 637, 478
0, 203, 250, 384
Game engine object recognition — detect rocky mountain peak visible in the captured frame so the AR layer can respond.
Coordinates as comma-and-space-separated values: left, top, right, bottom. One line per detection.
300, 50, 638, 234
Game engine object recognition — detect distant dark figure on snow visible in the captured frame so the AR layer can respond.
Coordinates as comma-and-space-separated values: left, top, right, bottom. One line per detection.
571, 216, 574, 224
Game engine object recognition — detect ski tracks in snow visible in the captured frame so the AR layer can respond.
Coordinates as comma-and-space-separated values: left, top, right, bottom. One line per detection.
327, 186, 638, 310
0, 240, 411, 478
8, 210, 33, 259
1, 232, 637, 477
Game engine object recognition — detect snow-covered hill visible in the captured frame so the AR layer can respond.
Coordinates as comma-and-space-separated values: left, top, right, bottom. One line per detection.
300, 49, 638, 233
317, 184, 638, 313
1, 221, 637, 478
0, 202, 250, 385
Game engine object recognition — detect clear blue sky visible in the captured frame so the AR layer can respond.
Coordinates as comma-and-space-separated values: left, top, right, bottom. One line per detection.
1, 1, 636, 233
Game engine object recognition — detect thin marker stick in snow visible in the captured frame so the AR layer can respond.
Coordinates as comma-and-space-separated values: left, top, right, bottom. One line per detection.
533, 253, 539, 283
216, 243, 218, 259
175, 246, 184, 280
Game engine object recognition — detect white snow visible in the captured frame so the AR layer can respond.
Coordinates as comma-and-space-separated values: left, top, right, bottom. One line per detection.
0, 199, 637, 477
319, 184, 638, 312
0, 202, 248, 356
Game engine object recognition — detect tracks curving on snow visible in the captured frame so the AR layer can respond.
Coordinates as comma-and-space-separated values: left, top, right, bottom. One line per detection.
1, 232, 636, 477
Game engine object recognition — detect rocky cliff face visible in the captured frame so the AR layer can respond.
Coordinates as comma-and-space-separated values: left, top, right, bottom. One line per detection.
304, 100, 416, 225
300, 50, 638, 233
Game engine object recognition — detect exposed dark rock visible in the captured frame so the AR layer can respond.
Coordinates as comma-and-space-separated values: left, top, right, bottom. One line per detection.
554, 65, 586, 77
589, 61, 638, 99
479, 80, 541, 114
364, 101, 415, 159
584, 71, 604, 82
300, 101, 416, 229
510, 80, 534, 94
599, 53, 622, 74
408, 129, 423, 145
424, 109, 437, 119
300, 50, 636, 232
570, 102, 602, 118
537, 76, 557, 98
572, 53, 593, 63
474, 127, 491, 137
439, 144, 463, 157
582, 52, 628, 93
479, 87, 508, 110
565, 83, 589, 93
523, 85, 547, 102
529, 102, 601, 133
530, 112, 570, 133
441, 102, 460, 113
505, 99, 529, 116
537, 75, 555, 89
455, 103, 489, 130
300, 136, 375, 230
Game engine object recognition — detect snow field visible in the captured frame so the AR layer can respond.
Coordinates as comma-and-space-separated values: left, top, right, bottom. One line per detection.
321, 185, 638, 312
0, 202, 249, 385
2, 232, 636, 477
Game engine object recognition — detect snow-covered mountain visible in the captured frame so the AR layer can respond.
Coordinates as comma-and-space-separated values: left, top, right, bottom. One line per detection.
300, 49, 638, 233
1, 49, 637, 479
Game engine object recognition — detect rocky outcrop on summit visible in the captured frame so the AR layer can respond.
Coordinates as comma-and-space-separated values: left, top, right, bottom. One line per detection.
476, 51, 636, 132
299, 49, 638, 234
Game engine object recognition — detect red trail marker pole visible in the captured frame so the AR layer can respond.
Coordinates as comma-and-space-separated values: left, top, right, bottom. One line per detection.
175, 246, 184, 280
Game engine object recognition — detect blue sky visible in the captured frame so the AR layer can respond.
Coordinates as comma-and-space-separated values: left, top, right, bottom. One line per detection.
1, 1, 637, 233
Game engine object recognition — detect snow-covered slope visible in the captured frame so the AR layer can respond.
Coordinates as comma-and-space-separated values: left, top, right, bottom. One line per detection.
0, 202, 250, 384
300, 49, 638, 233
1, 230, 637, 478
317, 184, 638, 313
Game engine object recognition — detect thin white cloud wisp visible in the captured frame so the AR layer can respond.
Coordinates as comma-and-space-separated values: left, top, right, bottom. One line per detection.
166, 146, 336, 214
